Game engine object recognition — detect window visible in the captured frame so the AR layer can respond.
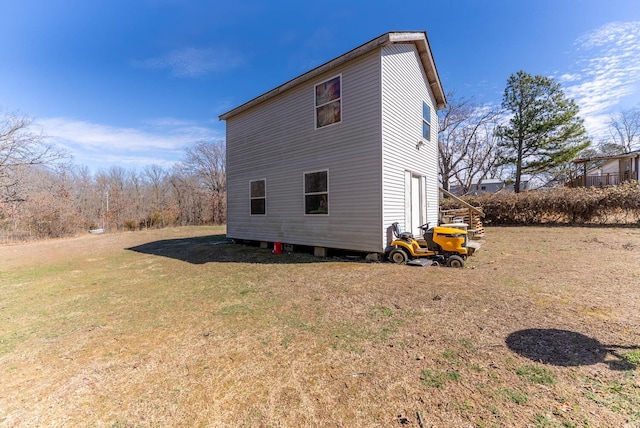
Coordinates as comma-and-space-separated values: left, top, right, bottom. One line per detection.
315, 75, 341, 128
250, 179, 266, 215
304, 170, 328, 215
422, 101, 431, 141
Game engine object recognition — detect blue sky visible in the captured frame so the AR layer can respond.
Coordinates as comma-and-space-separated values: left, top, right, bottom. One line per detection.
1, 0, 639, 172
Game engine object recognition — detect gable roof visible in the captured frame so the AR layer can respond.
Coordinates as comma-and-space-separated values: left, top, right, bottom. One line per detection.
219, 31, 446, 121
572, 149, 640, 164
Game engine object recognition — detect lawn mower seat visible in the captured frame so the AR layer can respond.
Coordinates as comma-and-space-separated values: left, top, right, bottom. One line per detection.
391, 222, 414, 240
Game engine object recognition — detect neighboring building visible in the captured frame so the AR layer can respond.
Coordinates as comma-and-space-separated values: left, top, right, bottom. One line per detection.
219, 31, 446, 254
449, 177, 531, 196
568, 150, 640, 188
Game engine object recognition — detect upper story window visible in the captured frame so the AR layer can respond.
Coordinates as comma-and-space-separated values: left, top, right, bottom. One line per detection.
315, 75, 342, 129
304, 170, 328, 215
250, 179, 266, 215
422, 101, 431, 141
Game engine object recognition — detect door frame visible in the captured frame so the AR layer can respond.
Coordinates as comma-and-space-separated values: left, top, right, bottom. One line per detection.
405, 171, 426, 237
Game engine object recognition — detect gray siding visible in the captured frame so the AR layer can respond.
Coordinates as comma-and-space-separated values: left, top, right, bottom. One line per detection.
381, 43, 439, 248
226, 50, 384, 252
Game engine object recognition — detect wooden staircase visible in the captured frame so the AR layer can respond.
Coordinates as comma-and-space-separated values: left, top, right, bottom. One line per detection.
439, 188, 486, 239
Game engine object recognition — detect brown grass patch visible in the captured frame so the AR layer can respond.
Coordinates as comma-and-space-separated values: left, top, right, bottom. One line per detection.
1, 226, 639, 427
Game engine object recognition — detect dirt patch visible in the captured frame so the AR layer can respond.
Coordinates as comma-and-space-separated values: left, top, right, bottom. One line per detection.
1, 226, 639, 427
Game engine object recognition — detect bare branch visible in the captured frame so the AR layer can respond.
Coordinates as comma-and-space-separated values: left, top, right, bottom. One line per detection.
438, 92, 504, 194
607, 106, 640, 153
0, 113, 68, 202
180, 141, 227, 224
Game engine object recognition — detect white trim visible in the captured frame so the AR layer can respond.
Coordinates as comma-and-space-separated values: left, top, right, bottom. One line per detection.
303, 169, 329, 215
422, 101, 431, 141
249, 178, 267, 216
314, 74, 342, 130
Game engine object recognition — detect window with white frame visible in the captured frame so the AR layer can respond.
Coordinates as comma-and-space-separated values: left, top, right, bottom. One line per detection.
315, 75, 341, 128
250, 179, 266, 215
422, 101, 431, 141
304, 170, 328, 215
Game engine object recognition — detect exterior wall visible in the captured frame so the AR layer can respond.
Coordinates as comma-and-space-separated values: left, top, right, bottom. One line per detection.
226, 50, 384, 252
462, 181, 530, 195
472, 182, 504, 194
451, 181, 504, 195
381, 43, 439, 248
586, 155, 640, 185
586, 155, 639, 175
601, 159, 620, 175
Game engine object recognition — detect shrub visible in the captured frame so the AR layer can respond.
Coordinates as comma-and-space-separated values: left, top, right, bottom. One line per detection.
123, 219, 137, 231
441, 181, 640, 226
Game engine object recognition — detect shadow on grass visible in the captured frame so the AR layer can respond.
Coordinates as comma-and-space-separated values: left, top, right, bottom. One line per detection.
126, 234, 335, 265
506, 328, 639, 371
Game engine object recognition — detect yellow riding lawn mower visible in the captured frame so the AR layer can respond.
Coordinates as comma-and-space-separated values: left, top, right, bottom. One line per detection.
387, 222, 469, 268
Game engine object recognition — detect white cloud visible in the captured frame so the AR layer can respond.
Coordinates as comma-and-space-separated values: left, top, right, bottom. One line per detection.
563, 21, 640, 138
37, 117, 224, 170
133, 47, 244, 77
558, 73, 581, 83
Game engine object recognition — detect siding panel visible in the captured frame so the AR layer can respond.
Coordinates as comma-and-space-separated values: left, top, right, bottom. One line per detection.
381, 44, 439, 249
226, 50, 384, 252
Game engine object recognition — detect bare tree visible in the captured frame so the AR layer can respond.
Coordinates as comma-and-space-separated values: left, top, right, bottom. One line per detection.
0, 115, 231, 240
0, 113, 67, 202
126, 169, 144, 230
168, 166, 208, 226
69, 165, 101, 229
579, 138, 626, 159
438, 93, 503, 194
182, 141, 226, 224
143, 164, 170, 227
607, 106, 640, 153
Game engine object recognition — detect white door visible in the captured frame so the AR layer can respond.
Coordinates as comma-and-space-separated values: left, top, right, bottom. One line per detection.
405, 172, 424, 237
411, 175, 421, 236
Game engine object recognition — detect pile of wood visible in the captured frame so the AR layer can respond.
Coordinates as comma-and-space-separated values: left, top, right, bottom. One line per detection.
439, 188, 485, 239
440, 207, 485, 239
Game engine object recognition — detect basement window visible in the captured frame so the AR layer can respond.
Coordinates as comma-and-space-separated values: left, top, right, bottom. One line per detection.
250, 179, 266, 215
304, 170, 328, 215
315, 75, 342, 128
422, 101, 431, 141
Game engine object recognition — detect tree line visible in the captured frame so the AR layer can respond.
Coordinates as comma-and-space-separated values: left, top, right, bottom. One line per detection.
0, 115, 226, 242
3, 70, 639, 241
439, 70, 639, 195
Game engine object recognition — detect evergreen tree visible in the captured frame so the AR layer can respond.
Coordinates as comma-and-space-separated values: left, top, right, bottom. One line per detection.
496, 71, 590, 192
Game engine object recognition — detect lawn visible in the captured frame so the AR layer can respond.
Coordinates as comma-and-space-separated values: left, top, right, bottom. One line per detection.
1, 225, 639, 427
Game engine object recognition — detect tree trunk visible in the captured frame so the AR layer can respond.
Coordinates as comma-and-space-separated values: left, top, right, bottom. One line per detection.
514, 139, 523, 193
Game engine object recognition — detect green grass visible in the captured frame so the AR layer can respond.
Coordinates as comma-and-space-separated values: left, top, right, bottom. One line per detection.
533, 414, 555, 427
370, 305, 394, 318
516, 365, 557, 385
623, 350, 640, 365
500, 388, 528, 405
442, 349, 461, 365
581, 371, 640, 421
421, 369, 460, 388
459, 337, 475, 352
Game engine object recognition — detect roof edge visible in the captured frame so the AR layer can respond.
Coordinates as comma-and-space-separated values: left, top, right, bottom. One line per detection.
219, 31, 446, 121
572, 149, 640, 163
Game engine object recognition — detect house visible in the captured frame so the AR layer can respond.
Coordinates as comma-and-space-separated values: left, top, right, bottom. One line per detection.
469, 178, 507, 194
449, 177, 531, 196
219, 32, 446, 255
568, 150, 640, 188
